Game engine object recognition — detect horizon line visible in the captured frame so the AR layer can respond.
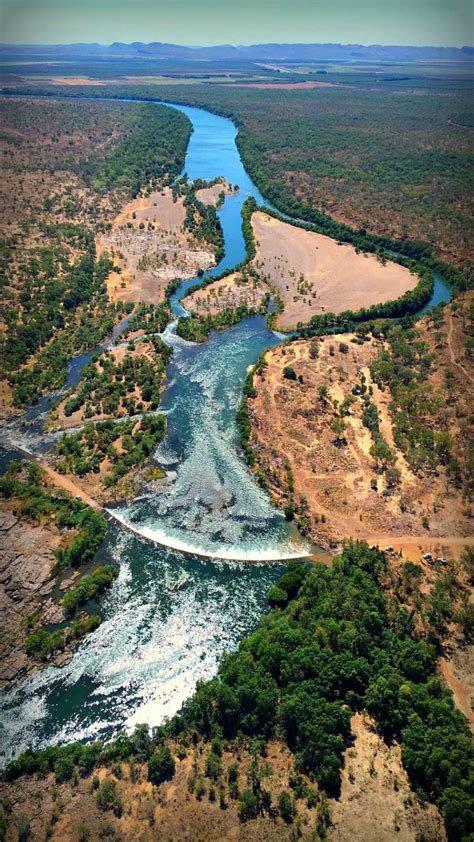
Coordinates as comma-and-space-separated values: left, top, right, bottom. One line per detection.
0, 40, 473, 51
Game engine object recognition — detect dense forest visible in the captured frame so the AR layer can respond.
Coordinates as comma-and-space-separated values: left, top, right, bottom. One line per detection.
4, 543, 472, 841
79, 102, 191, 197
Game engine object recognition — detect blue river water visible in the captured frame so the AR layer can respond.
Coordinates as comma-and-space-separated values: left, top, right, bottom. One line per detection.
0, 99, 452, 763
0, 102, 306, 763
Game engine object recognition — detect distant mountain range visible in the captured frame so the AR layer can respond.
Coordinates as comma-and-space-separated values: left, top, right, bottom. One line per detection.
1, 42, 473, 63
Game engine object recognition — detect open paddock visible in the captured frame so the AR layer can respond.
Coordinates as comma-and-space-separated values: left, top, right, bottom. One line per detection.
251, 211, 417, 329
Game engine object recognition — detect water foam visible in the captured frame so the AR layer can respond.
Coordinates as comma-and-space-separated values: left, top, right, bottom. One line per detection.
108, 508, 309, 562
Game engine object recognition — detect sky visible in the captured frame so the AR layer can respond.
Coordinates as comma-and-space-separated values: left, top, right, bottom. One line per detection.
0, 0, 472, 48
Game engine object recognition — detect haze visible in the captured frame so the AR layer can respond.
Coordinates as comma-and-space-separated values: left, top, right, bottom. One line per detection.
1, 0, 472, 48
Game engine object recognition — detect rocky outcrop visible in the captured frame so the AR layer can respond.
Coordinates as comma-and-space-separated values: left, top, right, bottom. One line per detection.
0, 508, 61, 689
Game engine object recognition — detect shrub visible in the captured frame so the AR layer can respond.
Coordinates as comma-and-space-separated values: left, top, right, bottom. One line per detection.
54, 755, 75, 783
205, 752, 222, 781
268, 585, 288, 607
96, 778, 122, 816
17, 817, 31, 842
148, 745, 175, 786
278, 791, 294, 823
238, 789, 259, 821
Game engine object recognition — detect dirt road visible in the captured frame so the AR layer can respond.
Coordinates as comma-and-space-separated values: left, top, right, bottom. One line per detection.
38, 461, 103, 511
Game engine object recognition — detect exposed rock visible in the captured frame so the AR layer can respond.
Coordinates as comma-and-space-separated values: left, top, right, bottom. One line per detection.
41, 598, 65, 625
0, 504, 62, 690
0, 511, 18, 531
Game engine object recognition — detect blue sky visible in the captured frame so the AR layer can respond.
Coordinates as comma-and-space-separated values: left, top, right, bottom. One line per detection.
1, 0, 472, 47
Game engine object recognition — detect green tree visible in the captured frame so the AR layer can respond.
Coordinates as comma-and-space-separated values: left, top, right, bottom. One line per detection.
148, 745, 175, 786
278, 791, 294, 823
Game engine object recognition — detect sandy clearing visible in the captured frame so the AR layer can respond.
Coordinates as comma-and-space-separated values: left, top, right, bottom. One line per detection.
50, 77, 105, 86
112, 188, 187, 231
448, 312, 474, 383
332, 713, 446, 841
364, 535, 474, 563
195, 182, 230, 206
36, 462, 103, 511
182, 272, 268, 315
440, 656, 474, 727
252, 211, 417, 329
97, 187, 215, 304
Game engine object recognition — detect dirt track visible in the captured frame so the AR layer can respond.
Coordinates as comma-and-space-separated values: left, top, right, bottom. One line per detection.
38, 462, 103, 511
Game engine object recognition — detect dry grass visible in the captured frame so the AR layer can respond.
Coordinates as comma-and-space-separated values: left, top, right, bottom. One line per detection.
252, 211, 417, 329
249, 314, 472, 549
97, 187, 216, 304
182, 272, 268, 315
0, 732, 444, 841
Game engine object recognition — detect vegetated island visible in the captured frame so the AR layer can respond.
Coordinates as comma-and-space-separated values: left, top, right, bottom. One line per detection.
97, 177, 229, 305
1, 542, 472, 841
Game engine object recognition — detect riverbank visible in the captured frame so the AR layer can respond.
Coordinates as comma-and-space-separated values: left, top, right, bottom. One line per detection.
3, 542, 471, 842
0, 95, 471, 842
251, 210, 417, 329
247, 294, 473, 552
97, 186, 218, 305
0, 463, 112, 690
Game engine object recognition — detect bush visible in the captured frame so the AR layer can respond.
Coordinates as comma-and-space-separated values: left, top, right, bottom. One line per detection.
238, 789, 259, 821
54, 755, 75, 783
278, 791, 294, 823
17, 817, 31, 842
268, 585, 288, 607
96, 778, 122, 816
63, 565, 118, 615
205, 751, 222, 781
148, 745, 175, 786
283, 366, 297, 381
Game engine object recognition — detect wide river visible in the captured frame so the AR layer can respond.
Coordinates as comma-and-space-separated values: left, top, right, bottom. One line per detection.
0, 102, 312, 763
0, 100, 452, 763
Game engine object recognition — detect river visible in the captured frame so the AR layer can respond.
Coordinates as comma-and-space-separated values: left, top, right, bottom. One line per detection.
0, 101, 309, 763
0, 99, 452, 763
